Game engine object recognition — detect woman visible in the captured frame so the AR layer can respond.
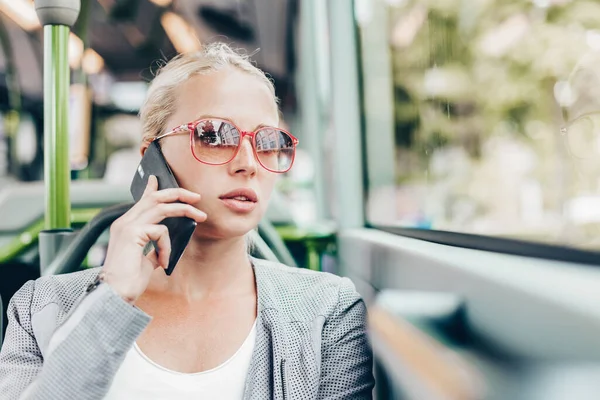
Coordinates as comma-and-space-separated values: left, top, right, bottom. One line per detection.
0, 43, 374, 399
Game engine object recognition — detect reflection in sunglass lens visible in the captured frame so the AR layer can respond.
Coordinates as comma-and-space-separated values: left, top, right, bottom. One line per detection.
255, 128, 295, 172
192, 120, 239, 163
191, 119, 296, 172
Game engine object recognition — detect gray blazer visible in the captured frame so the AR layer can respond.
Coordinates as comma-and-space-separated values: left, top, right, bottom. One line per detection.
0, 258, 374, 399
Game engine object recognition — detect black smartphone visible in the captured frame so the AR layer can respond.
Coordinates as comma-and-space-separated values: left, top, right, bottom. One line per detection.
130, 141, 197, 275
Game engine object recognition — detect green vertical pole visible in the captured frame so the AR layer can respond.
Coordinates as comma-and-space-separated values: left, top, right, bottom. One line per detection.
44, 24, 71, 229
35, 0, 81, 273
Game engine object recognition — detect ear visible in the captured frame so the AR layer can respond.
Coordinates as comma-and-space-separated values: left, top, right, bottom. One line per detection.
140, 141, 150, 157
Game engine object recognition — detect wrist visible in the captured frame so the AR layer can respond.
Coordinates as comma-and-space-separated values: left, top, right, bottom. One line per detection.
100, 269, 138, 305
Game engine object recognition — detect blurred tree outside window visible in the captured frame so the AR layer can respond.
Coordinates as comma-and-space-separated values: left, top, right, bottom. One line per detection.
360, 0, 600, 250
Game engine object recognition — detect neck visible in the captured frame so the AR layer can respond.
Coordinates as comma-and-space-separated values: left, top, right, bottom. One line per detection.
154, 235, 255, 301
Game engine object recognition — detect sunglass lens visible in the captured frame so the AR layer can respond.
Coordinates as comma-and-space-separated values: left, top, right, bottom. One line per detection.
255, 128, 295, 172
192, 120, 239, 163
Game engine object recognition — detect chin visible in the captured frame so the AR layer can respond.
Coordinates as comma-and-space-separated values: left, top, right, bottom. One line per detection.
194, 213, 260, 240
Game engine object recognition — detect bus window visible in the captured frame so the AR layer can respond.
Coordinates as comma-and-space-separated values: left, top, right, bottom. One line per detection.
357, 0, 600, 253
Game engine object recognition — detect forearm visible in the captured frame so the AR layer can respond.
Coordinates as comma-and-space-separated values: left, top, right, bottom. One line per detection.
2, 284, 150, 400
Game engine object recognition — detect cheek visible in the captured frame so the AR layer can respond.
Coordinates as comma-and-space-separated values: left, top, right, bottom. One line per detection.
161, 139, 194, 171
259, 174, 277, 207
164, 150, 211, 195
173, 164, 218, 198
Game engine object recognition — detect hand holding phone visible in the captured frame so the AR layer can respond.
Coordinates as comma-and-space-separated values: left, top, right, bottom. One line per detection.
99, 142, 206, 304
130, 141, 199, 276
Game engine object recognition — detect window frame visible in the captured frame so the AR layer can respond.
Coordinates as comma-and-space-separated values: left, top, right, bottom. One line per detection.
355, 1, 600, 268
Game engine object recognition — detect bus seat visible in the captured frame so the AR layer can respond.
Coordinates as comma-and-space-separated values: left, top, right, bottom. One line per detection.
0, 180, 131, 234
0, 180, 293, 234
257, 219, 298, 268
248, 229, 281, 263
43, 203, 296, 277
370, 290, 484, 400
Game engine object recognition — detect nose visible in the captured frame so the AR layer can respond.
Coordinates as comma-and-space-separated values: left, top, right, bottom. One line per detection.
228, 136, 258, 176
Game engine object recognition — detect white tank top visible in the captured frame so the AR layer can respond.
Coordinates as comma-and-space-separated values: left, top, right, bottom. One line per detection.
104, 321, 257, 400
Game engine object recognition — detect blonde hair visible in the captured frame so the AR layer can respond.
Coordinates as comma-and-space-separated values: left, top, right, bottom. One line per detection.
139, 43, 278, 143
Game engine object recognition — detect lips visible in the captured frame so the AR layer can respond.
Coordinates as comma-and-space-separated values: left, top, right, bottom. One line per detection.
219, 188, 259, 213
219, 188, 258, 203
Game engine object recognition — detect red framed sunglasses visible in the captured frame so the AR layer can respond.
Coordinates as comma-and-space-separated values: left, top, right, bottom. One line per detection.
155, 117, 299, 173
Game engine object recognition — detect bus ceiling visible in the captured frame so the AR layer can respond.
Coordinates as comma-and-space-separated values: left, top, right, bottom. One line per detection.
0, 0, 298, 109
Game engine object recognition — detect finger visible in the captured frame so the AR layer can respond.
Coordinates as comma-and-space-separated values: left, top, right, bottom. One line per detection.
145, 248, 159, 267
144, 225, 171, 270
148, 187, 201, 205
130, 188, 202, 218
126, 185, 201, 224
128, 175, 159, 221
142, 175, 159, 196
145, 249, 164, 271
155, 233, 171, 271
146, 248, 158, 264
139, 203, 207, 224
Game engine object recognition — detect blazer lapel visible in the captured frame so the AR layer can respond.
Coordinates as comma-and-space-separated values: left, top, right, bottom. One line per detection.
243, 259, 287, 400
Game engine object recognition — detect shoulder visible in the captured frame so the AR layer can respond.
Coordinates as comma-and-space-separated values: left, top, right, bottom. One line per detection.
252, 257, 361, 321
11, 268, 99, 317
